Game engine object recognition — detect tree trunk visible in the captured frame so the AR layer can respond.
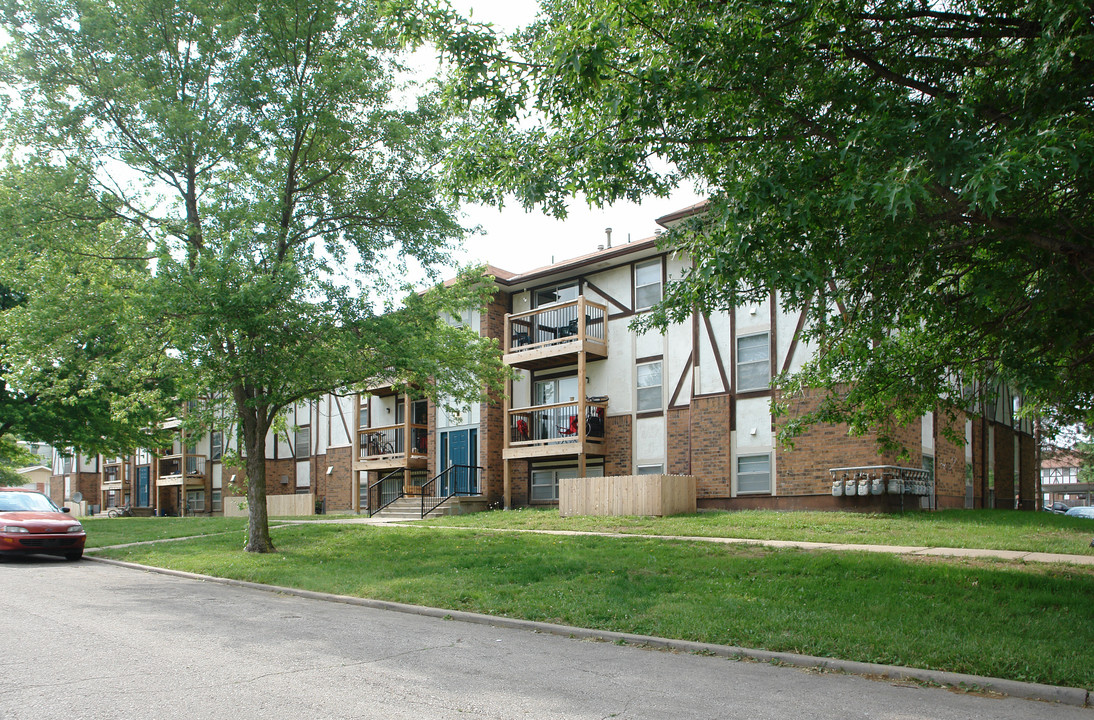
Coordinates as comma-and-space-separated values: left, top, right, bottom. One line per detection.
238, 399, 275, 553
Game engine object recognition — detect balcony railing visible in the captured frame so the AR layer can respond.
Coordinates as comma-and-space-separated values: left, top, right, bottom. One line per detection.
506, 297, 607, 356
358, 423, 428, 460
508, 401, 607, 449
158, 454, 207, 479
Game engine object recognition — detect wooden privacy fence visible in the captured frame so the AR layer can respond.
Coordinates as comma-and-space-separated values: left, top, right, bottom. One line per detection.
223, 493, 315, 517
559, 475, 696, 517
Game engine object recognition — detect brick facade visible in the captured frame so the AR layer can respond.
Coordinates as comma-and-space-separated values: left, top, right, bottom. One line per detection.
604, 415, 632, 476
689, 395, 732, 500
479, 292, 509, 505
993, 422, 1015, 508
933, 413, 968, 509
316, 446, 354, 511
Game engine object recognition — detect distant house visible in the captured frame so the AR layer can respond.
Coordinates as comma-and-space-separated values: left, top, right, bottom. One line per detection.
1041, 448, 1090, 508
15, 465, 52, 495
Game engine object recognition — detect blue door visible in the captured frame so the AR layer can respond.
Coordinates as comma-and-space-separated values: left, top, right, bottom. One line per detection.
137, 466, 150, 507
440, 429, 479, 495
445, 430, 469, 495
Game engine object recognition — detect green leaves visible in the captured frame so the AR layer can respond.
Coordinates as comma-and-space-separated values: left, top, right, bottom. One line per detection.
447, 0, 1094, 432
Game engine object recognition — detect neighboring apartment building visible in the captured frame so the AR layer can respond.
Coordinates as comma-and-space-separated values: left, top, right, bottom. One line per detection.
1041, 448, 1090, 508
51, 203, 1037, 516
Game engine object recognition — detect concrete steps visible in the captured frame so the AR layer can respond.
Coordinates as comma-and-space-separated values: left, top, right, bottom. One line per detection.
371, 496, 457, 520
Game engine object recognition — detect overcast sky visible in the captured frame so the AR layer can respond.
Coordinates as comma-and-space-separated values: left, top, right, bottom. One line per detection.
442, 0, 705, 274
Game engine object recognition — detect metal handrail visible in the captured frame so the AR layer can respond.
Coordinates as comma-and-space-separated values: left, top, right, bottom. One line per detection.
367, 468, 405, 517
421, 465, 483, 518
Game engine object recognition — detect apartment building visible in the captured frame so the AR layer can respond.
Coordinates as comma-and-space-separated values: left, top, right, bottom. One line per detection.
50, 203, 1038, 516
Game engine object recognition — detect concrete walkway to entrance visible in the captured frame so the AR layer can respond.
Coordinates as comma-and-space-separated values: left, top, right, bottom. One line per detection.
285, 516, 1094, 567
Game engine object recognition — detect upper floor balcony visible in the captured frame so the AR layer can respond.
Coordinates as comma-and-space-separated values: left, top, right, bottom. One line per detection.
504, 297, 608, 370
503, 399, 607, 460
356, 422, 428, 471
157, 454, 207, 487
100, 457, 125, 489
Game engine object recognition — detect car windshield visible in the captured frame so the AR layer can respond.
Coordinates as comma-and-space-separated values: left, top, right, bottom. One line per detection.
0, 492, 61, 513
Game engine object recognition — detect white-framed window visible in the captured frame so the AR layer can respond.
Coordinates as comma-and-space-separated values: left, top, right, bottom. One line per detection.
637, 464, 664, 475
635, 259, 662, 310
295, 426, 310, 458
531, 463, 604, 501
737, 454, 771, 494
210, 431, 223, 462
737, 333, 770, 391
534, 282, 578, 308
187, 490, 206, 512
637, 361, 663, 412
212, 490, 222, 512
534, 375, 579, 406
531, 468, 577, 502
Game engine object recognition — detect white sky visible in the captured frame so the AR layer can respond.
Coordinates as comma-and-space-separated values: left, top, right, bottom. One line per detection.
443, 0, 705, 275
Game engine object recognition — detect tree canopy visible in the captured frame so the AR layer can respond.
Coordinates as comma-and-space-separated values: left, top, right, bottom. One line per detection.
0, 163, 175, 456
444, 0, 1094, 441
1, 0, 506, 550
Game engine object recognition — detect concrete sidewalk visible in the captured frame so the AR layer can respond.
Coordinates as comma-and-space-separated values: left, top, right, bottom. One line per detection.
284, 516, 1094, 566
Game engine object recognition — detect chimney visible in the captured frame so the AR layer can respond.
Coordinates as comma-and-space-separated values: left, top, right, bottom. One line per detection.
605, 227, 612, 248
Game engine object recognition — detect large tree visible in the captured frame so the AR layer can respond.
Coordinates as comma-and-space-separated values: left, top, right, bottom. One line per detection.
444, 0, 1094, 442
0, 163, 175, 456
1, 0, 505, 551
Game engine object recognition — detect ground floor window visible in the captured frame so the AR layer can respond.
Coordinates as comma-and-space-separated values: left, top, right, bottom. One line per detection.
530, 461, 605, 502
212, 490, 222, 512
187, 490, 206, 513
637, 464, 664, 475
737, 454, 771, 494
107, 490, 117, 507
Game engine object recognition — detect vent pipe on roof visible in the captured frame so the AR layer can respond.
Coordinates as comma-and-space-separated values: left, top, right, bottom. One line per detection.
605, 227, 612, 248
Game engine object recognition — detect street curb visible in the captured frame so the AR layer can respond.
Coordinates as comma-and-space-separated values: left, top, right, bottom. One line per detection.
86, 555, 1090, 708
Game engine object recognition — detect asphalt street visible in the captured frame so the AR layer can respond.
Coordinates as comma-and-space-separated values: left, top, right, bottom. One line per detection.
1, 558, 1089, 720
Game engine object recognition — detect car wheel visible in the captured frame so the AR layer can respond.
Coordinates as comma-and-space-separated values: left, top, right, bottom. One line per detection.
64, 550, 83, 561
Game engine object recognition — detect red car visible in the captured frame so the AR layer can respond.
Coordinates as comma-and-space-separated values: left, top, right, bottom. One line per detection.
0, 488, 86, 561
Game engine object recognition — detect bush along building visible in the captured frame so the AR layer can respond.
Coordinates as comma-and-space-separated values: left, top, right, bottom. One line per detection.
51, 204, 1036, 517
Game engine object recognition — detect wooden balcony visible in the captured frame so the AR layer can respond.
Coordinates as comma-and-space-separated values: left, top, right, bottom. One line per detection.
157, 454, 207, 487
356, 422, 428, 471
503, 400, 607, 460
504, 297, 608, 370
100, 458, 125, 490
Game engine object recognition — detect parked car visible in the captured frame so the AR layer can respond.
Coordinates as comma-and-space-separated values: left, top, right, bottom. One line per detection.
0, 488, 86, 561
1064, 506, 1094, 519
1045, 501, 1072, 514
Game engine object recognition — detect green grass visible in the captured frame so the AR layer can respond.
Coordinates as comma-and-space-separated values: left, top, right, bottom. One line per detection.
80, 516, 249, 548
419, 508, 1094, 555
92, 523, 1094, 690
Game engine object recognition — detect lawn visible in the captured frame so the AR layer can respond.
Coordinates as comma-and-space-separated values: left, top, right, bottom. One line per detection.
419, 508, 1094, 556
91, 523, 1094, 690
80, 516, 250, 548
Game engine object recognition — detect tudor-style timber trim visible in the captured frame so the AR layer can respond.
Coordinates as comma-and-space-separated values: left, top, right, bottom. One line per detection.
782, 291, 814, 375
669, 350, 694, 409
702, 313, 730, 394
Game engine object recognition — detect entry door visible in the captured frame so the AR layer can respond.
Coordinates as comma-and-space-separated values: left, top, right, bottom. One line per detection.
446, 430, 469, 495
137, 466, 151, 507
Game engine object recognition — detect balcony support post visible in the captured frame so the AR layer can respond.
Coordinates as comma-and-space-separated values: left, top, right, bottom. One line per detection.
578, 326, 588, 476
503, 371, 512, 508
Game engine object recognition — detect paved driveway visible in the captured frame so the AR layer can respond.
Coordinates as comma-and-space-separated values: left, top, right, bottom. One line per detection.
1, 558, 1088, 719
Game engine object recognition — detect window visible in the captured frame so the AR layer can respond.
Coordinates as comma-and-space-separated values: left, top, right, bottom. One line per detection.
635, 259, 662, 310
534, 282, 578, 308
534, 376, 579, 406
212, 490, 222, 512
531, 469, 573, 502
737, 454, 771, 494
295, 426, 310, 458
187, 490, 206, 512
737, 333, 770, 391
637, 361, 662, 412
210, 431, 223, 462
637, 464, 664, 475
